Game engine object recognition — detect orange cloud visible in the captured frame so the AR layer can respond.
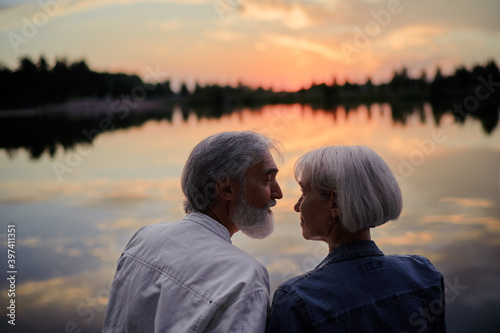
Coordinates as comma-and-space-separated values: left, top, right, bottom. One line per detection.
264, 34, 344, 62
382, 25, 449, 51
423, 214, 500, 232
440, 197, 493, 208
376, 231, 435, 246
240, 0, 313, 30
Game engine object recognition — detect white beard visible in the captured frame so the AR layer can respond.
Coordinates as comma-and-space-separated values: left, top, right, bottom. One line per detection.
232, 198, 276, 239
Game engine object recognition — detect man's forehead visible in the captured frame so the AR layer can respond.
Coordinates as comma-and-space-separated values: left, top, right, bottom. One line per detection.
260, 153, 278, 172
247, 154, 278, 176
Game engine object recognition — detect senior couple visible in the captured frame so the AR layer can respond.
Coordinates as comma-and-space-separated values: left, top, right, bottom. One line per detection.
103, 131, 446, 333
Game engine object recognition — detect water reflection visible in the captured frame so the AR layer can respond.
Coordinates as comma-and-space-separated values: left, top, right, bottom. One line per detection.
0, 101, 498, 160
0, 104, 499, 332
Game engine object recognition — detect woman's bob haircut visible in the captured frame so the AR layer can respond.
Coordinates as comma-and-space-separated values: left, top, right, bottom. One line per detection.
294, 145, 402, 233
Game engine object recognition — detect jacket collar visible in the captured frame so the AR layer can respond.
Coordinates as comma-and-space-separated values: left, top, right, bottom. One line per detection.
317, 240, 384, 269
183, 212, 232, 244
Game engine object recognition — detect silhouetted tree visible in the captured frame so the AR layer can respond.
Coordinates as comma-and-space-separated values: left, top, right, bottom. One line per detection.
429, 66, 446, 105
179, 83, 190, 97
0, 56, 498, 139
0, 56, 148, 109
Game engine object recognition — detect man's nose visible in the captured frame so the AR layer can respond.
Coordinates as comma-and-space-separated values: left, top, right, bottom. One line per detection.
272, 181, 283, 200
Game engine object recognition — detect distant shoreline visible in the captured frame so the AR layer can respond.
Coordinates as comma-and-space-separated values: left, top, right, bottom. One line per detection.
0, 97, 168, 118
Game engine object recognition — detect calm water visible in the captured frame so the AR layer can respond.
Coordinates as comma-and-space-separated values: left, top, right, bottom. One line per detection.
1, 103, 499, 332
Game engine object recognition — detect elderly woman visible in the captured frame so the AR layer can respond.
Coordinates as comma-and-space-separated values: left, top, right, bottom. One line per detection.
266, 146, 446, 333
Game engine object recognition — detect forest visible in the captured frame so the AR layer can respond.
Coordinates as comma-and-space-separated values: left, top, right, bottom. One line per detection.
0, 56, 499, 159
1, 56, 499, 113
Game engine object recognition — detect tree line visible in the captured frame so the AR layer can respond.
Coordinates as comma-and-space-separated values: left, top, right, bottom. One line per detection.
0, 56, 172, 109
0, 56, 499, 114
1, 56, 499, 159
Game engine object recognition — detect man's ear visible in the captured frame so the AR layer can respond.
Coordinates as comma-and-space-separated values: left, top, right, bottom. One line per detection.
216, 179, 238, 201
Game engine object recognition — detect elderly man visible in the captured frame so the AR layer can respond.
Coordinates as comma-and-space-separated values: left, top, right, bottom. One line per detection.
103, 131, 283, 332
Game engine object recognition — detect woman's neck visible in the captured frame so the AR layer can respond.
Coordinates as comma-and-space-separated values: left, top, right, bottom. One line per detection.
327, 227, 371, 252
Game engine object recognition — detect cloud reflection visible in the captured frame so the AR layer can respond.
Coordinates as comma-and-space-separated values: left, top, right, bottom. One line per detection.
0, 267, 114, 332
0, 104, 499, 332
97, 217, 163, 231
376, 230, 435, 246
423, 215, 500, 232
0, 177, 183, 208
440, 197, 494, 208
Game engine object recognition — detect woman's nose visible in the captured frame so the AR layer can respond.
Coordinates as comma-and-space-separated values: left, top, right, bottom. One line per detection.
294, 197, 301, 212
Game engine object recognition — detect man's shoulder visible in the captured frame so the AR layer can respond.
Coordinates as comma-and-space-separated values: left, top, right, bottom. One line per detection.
128, 214, 218, 244
226, 245, 268, 272
139, 219, 182, 234
125, 217, 268, 277
126, 220, 182, 245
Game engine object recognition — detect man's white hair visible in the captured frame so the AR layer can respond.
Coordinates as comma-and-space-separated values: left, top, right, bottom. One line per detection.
181, 131, 282, 213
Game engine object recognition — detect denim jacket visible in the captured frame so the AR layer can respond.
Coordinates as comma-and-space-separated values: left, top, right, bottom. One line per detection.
266, 241, 446, 333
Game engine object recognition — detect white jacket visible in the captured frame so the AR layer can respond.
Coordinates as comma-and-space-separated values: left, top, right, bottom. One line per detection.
103, 212, 270, 333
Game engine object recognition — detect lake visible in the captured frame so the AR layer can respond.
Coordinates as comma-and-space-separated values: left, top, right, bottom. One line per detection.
1, 103, 499, 332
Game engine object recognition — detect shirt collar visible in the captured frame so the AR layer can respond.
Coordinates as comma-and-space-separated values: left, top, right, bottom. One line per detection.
183, 212, 232, 244
317, 240, 384, 269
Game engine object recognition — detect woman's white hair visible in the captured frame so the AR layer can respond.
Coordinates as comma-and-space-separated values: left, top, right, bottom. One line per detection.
182, 131, 282, 213
294, 145, 402, 233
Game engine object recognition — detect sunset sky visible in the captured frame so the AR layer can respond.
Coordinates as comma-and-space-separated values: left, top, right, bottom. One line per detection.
1, 0, 499, 91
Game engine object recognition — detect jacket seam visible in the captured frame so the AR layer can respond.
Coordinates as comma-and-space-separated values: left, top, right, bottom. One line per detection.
123, 252, 216, 304
314, 284, 443, 329
278, 288, 315, 331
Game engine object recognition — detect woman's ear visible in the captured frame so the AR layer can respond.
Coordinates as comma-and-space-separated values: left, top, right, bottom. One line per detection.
329, 190, 340, 219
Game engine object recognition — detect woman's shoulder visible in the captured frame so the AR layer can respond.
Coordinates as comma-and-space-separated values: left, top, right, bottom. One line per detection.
384, 253, 443, 279
386, 253, 438, 268
275, 266, 327, 296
